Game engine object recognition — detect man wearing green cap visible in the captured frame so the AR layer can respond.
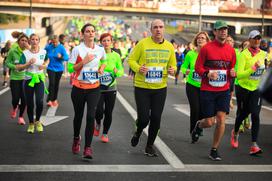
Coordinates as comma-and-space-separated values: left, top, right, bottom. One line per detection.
194, 20, 237, 161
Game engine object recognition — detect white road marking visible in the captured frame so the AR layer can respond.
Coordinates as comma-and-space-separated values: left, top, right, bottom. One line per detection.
41, 106, 68, 126
117, 92, 185, 169
0, 87, 10, 95
0, 164, 271, 172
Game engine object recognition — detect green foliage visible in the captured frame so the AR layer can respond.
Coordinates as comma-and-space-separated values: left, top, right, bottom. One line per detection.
0, 13, 25, 24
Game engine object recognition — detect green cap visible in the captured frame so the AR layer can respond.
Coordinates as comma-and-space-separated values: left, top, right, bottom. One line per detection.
214, 20, 228, 30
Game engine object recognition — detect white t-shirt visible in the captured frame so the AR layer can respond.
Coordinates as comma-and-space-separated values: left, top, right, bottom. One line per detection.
69, 43, 106, 84
21, 49, 48, 80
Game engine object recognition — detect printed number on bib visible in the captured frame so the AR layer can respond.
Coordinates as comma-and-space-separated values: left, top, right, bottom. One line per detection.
192, 71, 201, 82
145, 66, 163, 83
209, 70, 227, 87
250, 65, 265, 80
82, 67, 99, 83
99, 72, 113, 86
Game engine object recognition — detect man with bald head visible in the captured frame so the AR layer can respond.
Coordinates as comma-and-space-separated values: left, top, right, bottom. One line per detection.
128, 19, 176, 157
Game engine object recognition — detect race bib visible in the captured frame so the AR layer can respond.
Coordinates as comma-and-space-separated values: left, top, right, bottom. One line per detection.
250, 65, 265, 80
192, 71, 201, 82
145, 66, 163, 83
82, 67, 99, 83
99, 72, 114, 86
209, 70, 227, 87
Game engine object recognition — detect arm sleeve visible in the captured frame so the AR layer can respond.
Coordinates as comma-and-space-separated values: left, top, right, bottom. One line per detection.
128, 43, 141, 73
5, 50, 16, 69
237, 52, 255, 79
68, 62, 75, 73
181, 52, 190, 74
167, 46, 177, 71
114, 53, 124, 77
61, 46, 69, 61
195, 46, 207, 77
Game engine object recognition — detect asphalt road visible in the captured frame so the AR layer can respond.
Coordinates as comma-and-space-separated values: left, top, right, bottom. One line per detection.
0, 67, 272, 180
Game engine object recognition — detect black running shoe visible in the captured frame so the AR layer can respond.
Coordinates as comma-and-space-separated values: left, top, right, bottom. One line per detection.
209, 148, 222, 161
191, 121, 202, 143
131, 132, 141, 147
145, 145, 158, 157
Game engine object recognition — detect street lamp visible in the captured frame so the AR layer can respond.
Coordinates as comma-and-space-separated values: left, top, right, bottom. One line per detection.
198, 0, 202, 32
29, 0, 32, 29
261, 0, 265, 35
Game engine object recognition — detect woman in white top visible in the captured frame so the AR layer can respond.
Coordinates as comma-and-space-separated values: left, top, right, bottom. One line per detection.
68, 23, 106, 160
17, 34, 49, 134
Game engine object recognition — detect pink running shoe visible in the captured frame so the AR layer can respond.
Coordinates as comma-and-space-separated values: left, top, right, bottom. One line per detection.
18, 117, 26, 125
93, 124, 100, 137
83, 147, 93, 159
10, 107, 18, 119
47, 101, 53, 107
72, 136, 81, 154
101, 134, 109, 143
52, 100, 59, 107
250, 146, 263, 155
231, 129, 238, 149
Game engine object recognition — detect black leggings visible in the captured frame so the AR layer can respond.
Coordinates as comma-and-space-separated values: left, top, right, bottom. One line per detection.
186, 83, 201, 133
10, 80, 26, 117
71, 86, 100, 148
95, 91, 117, 134
24, 80, 44, 123
234, 85, 262, 142
134, 87, 167, 146
47, 69, 63, 102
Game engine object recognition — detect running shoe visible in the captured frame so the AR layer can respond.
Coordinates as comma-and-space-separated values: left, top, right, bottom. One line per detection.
101, 134, 109, 143
2, 81, 8, 87
244, 117, 251, 129
47, 101, 53, 107
18, 117, 26, 125
239, 124, 245, 133
52, 100, 59, 107
35, 121, 43, 132
27, 124, 35, 134
209, 148, 222, 161
131, 132, 141, 147
10, 107, 18, 119
191, 121, 202, 143
83, 147, 93, 159
72, 136, 81, 154
145, 145, 158, 157
249, 145, 263, 155
230, 129, 238, 149
93, 124, 100, 137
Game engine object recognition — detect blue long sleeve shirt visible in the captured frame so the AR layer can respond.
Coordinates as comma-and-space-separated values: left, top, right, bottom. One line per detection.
45, 43, 69, 72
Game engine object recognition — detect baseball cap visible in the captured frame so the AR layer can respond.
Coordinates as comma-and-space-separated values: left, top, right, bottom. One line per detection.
214, 20, 228, 30
248, 30, 261, 39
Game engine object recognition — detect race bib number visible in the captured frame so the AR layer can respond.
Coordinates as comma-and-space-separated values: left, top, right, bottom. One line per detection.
192, 71, 201, 82
250, 65, 265, 80
209, 70, 227, 87
99, 72, 113, 86
145, 66, 163, 83
82, 68, 99, 83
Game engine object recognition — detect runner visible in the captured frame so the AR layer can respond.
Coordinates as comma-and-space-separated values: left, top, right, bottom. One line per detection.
1, 40, 11, 87
17, 34, 49, 133
181, 31, 210, 142
68, 23, 106, 159
5, 33, 29, 125
194, 20, 236, 161
231, 30, 267, 155
128, 19, 176, 157
94, 33, 124, 143
45, 35, 69, 107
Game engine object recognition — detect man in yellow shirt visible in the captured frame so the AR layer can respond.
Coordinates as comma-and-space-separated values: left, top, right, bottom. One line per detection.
128, 19, 176, 157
